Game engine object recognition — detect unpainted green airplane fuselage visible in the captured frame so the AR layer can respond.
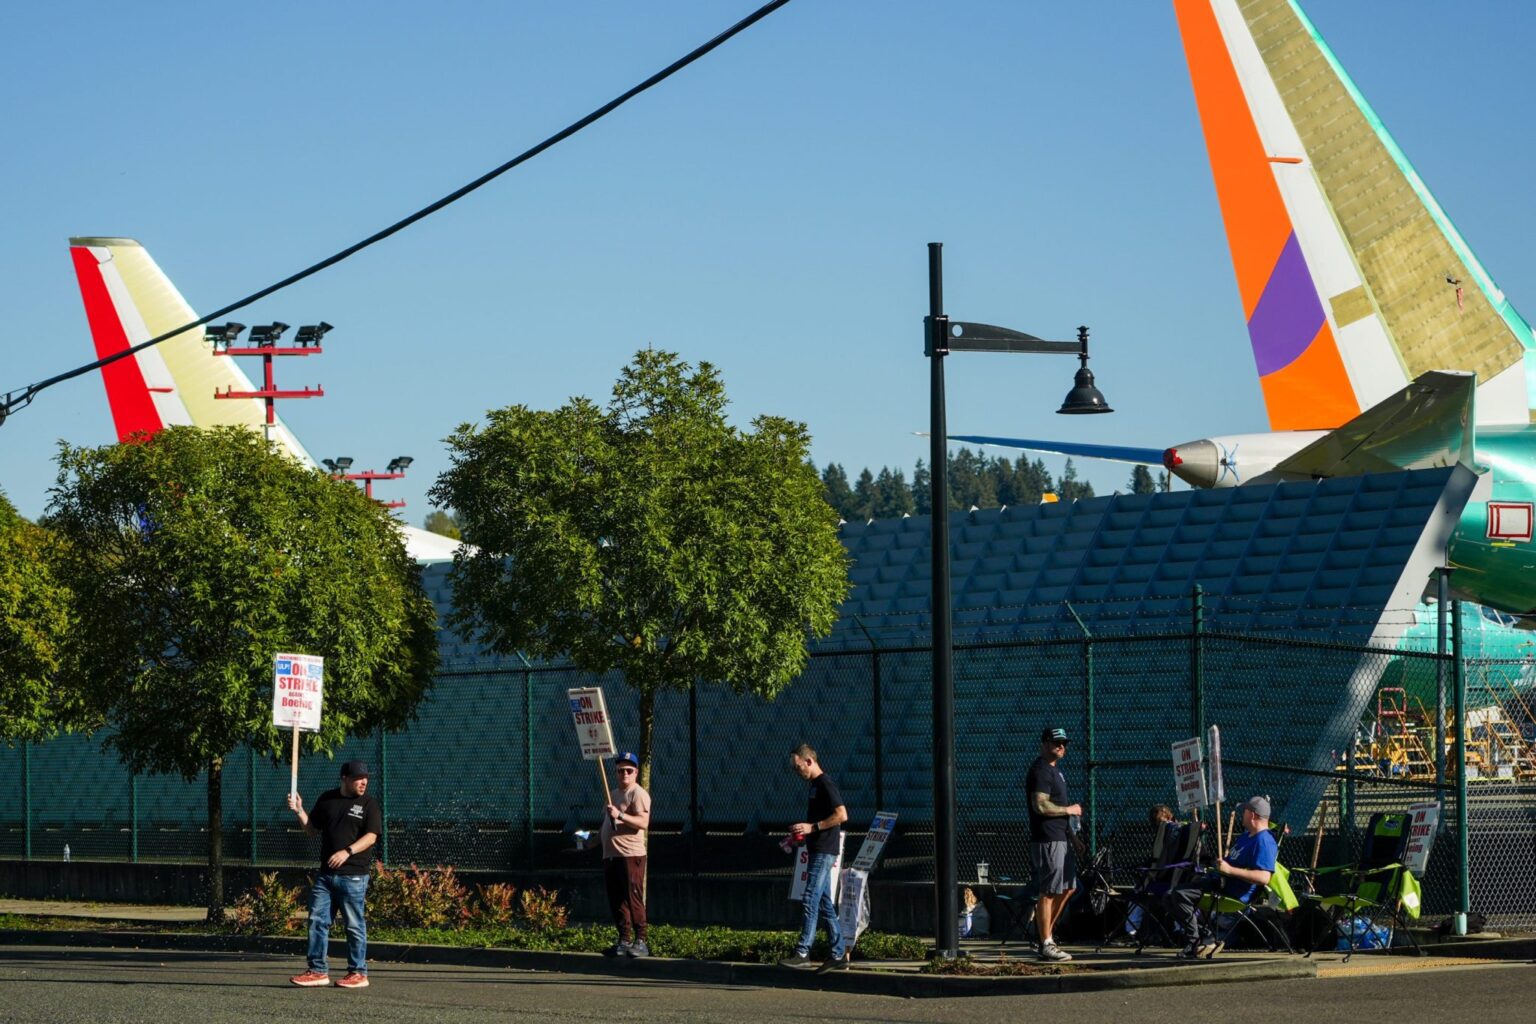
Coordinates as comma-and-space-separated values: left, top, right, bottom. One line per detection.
1448, 427, 1536, 615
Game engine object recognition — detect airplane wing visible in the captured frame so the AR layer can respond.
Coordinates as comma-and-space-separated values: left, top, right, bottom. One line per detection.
1272, 371, 1478, 479
946, 435, 1164, 465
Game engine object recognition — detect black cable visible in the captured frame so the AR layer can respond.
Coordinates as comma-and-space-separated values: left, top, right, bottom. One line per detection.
0, 0, 795, 426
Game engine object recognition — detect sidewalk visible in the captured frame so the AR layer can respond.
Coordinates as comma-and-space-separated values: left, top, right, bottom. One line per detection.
1, 898, 1528, 997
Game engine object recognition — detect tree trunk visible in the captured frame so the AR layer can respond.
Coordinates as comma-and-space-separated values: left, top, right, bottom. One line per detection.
636, 685, 655, 905
206, 757, 224, 924
637, 686, 655, 793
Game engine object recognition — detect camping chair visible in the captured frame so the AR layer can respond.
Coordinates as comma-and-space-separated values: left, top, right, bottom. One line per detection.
994, 835, 1096, 946
1197, 821, 1297, 956
1094, 820, 1201, 953
1076, 842, 1120, 945
1199, 861, 1300, 955
1297, 811, 1425, 961
989, 877, 1037, 946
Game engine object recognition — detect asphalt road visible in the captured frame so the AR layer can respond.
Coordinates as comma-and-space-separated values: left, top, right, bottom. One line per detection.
0, 945, 1531, 1023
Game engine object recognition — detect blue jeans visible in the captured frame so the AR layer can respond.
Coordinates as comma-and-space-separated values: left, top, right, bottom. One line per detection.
307, 871, 370, 974
795, 852, 845, 959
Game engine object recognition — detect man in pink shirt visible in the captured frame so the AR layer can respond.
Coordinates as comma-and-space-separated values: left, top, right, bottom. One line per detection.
601, 751, 652, 957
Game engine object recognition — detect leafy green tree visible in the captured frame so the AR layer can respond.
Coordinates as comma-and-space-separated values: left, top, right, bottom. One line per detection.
0, 489, 77, 742
423, 509, 462, 539
820, 463, 856, 521
1129, 465, 1157, 495
433, 349, 849, 791
46, 427, 438, 920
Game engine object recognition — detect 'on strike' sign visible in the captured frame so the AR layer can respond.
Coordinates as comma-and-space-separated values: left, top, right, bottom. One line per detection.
272, 653, 324, 732
568, 687, 616, 760
1171, 737, 1207, 812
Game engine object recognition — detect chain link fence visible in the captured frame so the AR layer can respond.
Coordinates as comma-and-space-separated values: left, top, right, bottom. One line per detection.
1, 596, 1532, 928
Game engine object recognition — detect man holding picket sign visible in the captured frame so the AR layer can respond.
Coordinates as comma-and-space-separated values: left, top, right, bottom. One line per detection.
288, 761, 381, 988
566, 687, 655, 957
271, 652, 383, 990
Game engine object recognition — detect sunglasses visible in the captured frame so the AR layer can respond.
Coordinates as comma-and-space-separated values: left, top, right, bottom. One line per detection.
617, 766, 637, 774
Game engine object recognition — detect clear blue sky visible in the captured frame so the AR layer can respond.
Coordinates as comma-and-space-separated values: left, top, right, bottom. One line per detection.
3, 1, 1533, 520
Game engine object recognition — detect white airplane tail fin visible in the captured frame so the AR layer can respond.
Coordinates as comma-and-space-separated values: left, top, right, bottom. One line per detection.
69, 237, 460, 562
68, 237, 315, 465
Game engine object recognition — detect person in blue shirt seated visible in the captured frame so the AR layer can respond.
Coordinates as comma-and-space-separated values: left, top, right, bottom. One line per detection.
1166, 795, 1278, 958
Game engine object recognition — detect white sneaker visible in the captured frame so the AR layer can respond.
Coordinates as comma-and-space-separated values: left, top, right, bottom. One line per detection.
1038, 941, 1073, 962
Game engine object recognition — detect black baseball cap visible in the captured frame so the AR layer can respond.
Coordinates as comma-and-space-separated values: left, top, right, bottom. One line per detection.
1040, 727, 1070, 745
341, 760, 370, 778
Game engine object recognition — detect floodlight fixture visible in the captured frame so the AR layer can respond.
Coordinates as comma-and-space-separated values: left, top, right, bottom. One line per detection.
248, 321, 290, 346
332, 456, 354, 472
386, 456, 414, 473
204, 322, 246, 351
294, 322, 333, 347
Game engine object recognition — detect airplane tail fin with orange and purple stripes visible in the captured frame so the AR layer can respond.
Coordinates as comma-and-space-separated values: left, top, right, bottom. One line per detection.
1173, 0, 1534, 430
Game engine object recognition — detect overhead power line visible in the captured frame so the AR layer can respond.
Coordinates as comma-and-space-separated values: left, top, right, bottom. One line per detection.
0, 0, 795, 427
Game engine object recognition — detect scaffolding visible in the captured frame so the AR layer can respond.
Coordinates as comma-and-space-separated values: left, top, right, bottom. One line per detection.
1352, 677, 1536, 782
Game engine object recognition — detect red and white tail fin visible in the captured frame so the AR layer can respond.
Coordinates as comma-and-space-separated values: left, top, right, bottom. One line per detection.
68, 236, 460, 561
1173, 0, 1534, 430
67, 236, 316, 465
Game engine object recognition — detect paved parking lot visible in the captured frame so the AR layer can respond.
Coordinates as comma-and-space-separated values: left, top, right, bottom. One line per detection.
0, 944, 1530, 1024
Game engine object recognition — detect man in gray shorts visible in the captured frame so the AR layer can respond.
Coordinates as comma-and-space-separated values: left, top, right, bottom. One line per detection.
1027, 727, 1081, 962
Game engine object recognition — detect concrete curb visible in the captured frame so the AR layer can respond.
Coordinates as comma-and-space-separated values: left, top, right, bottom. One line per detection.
0, 928, 1317, 997
1416, 936, 1536, 961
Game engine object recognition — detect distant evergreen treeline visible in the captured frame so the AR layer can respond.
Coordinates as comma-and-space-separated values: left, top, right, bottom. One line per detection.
820, 449, 1161, 521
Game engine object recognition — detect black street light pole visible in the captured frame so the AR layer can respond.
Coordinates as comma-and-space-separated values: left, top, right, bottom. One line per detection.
924, 242, 1113, 958
926, 243, 958, 958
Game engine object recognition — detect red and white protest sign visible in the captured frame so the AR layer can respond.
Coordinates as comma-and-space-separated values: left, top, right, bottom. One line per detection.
789, 833, 845, 902
1404, 802, 1440, 875
1172, 737, 1207, 812
274, 652, 324, 797
272, 653, 324, 732
838, 812, 899, 949
567, 687, 616, 760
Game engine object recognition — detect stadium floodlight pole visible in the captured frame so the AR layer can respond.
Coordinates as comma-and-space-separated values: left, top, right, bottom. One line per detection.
924, 242, 1112, 958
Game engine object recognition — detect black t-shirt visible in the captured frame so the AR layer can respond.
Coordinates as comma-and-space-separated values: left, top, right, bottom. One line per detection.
805, 772, 844, 855
1026, 755, 1071, 843
308, 788, 383, 875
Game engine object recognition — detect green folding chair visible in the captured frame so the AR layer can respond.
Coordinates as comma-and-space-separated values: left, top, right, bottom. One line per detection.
1199, 860, 1300, 955
1196, 821, 1296, 956
1299, 811, 1424, 961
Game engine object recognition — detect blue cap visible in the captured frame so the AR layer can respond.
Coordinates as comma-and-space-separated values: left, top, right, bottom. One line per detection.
616, 751, 639, 768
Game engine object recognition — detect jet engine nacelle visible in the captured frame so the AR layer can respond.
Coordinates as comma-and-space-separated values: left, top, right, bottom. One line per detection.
1162, 431, 1327, 489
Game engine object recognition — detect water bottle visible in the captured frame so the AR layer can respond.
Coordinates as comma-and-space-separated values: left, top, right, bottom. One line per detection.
63, 844, 71, 863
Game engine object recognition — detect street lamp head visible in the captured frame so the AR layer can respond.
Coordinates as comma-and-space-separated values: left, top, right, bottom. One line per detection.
1058, 364, 1113, 414
1057, 325, 1113, 415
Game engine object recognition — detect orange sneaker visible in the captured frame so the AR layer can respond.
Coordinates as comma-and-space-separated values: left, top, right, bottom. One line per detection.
289, 970, 330, 987
336, 972, 370, 989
